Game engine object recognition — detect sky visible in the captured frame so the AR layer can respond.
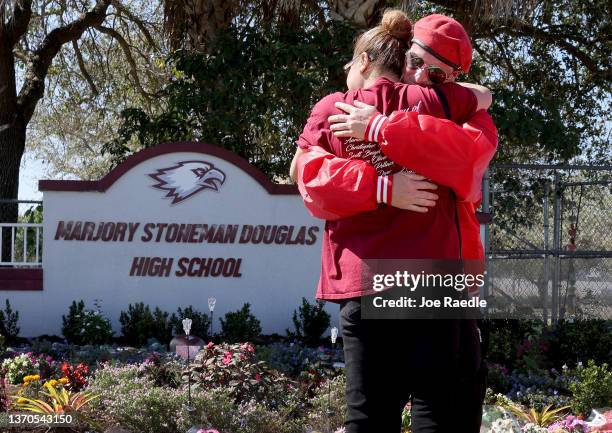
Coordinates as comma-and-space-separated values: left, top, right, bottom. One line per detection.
19, 150, 45, 201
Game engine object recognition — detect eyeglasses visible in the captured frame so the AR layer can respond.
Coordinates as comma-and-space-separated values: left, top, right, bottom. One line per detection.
407, 52, 450, 85
343, 57, 357, 74
343, 53, 374, 75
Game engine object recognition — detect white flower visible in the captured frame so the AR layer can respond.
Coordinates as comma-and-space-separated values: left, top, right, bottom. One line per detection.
491, 419, 516, 433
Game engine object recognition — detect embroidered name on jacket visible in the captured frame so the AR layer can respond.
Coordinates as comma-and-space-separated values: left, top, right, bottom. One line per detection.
343, 101, 423, 176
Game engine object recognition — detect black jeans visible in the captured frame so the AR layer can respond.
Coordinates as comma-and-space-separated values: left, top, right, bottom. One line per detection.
340, 298, 487, 433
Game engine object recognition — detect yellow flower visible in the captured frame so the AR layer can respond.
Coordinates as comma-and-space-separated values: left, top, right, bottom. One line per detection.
23, 374, 41, 383
17, 397, 27, 404
59, 377, 69, 384
44, 381, 57, 389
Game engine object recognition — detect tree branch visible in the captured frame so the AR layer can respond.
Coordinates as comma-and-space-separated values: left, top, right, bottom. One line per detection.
489, 37, 520, 80
12, 46, 28, 62
428, 0, 602, 78
95, 24, 151, 100
497, 22, 598, 75
111, 0, 158, 50
71, 39, 99, 96
17, 0, 111, 124
7, 0, 33, 46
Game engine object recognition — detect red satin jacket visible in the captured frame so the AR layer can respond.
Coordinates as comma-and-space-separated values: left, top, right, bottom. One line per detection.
295, 77, 497, 301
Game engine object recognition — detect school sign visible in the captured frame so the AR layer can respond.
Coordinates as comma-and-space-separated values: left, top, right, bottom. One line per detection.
6, 142, 331, 337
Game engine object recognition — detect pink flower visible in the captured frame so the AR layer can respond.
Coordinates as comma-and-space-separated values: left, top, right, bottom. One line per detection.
222, 351, 233, 365
255, 373, 262, 381
241, 342, 255, 353
206, 342, 214, 349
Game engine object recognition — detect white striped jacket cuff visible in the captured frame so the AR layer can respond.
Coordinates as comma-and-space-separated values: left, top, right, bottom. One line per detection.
366, 114, 389, 143
376, 175, 392, 205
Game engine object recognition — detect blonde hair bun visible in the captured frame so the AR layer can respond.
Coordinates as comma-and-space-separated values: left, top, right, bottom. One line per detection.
381, 9, 412, 42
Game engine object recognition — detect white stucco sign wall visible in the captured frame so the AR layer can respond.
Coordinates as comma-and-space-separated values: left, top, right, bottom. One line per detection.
8, 142, 333, 337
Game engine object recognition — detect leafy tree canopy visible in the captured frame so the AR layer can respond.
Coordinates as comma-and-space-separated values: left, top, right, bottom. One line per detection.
103, 0, 610, 181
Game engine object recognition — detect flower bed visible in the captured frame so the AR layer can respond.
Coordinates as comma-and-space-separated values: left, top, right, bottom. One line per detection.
1, 320, 610, 433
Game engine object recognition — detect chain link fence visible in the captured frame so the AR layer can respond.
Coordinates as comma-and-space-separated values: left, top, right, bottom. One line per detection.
483, 164, 611, 323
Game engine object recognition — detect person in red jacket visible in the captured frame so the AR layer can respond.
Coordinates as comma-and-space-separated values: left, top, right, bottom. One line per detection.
292, 11, 497, 433
291, 16, 497, 262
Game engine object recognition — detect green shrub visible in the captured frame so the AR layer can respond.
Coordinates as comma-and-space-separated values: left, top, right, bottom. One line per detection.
219, 303, 261, 343
547, 320, 612, 368
228, 398, 306, 433
62, 300, 86, 342
568, 360, 612, 416
486, 363, 512, 394
88, 361, 303, 433
151, 306, 174, 344
169, 305, 211, 339
62, 300, 114, 345
287, 298, 330, 347
481, 319, 541, 369
89, 363, 186, 433
139, 353, 183, 388
120, 303, 151, 346
189, 341, 294, 406
0, 299, 20, 341
119, 303, 173, 346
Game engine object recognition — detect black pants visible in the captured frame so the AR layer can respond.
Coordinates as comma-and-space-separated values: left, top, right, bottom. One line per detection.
340, 298, 487, 433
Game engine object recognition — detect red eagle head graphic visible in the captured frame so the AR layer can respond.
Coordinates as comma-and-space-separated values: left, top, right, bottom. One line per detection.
148, 160, 226, 204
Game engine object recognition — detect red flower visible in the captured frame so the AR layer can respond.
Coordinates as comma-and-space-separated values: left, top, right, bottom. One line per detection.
255, 373, 262, 381
60, 362, 89, 392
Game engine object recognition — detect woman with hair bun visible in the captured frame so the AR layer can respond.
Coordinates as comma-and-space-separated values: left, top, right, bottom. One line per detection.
292, 9, 494, 433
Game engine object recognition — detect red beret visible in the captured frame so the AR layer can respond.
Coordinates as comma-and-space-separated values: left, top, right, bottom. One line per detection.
413, 14, 472, 73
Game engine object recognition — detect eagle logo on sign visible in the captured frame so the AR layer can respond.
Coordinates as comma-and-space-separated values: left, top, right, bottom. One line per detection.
148, 160, 226, 204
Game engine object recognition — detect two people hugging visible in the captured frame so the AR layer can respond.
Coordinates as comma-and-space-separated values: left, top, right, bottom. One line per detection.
291, 9, 498, 433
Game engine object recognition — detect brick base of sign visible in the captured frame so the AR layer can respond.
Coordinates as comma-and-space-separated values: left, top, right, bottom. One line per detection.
0, 268, 43, 290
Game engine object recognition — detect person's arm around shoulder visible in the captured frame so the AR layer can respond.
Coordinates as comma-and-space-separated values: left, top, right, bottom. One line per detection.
457, 82, 493, 112
328, 101, 498, 202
